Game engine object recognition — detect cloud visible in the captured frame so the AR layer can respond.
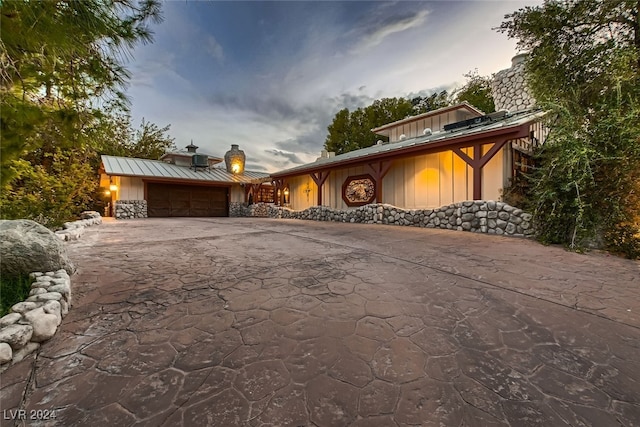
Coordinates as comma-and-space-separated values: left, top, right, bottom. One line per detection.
264, 149, 306, 165
205, 36, 224, 62
352, 9, 429, 53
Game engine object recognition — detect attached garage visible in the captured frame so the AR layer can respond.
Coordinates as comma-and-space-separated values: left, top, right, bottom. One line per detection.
147, 183, 229, 217
100, 147, 271, 219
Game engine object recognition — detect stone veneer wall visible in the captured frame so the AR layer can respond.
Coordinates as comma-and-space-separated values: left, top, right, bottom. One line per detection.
115, 200, 147, 219
491, 53, 535, 113
238, 202, 533, 237
229, 202, 269, 218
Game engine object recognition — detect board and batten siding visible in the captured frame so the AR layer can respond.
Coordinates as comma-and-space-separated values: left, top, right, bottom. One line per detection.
118, 176, 145, 200
287, 175, 318, 211
387, 110, 478, 142
229, 185, 244, 203
286, 144, 507, 211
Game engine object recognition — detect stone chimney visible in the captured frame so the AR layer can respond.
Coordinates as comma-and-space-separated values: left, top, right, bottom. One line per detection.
491, 53, 535, 113
224, 144, 245, 174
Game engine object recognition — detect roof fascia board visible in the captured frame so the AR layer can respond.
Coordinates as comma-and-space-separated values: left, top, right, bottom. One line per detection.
271, 122, 530, 179
142, 177, 233, 187
371, 103, 484, 134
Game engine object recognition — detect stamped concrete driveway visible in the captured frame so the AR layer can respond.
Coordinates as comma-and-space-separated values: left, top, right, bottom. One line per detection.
2, 218, 640, 426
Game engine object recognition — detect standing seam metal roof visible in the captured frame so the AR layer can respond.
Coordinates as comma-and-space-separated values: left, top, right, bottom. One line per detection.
273, 109, 546, 177
101, 155, 270, 184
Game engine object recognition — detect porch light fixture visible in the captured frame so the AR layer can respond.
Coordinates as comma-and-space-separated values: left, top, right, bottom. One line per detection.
283, 187, 290, 204
109, 184, 118, 192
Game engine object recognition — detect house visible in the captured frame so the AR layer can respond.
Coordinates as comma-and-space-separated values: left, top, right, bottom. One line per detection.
101, 54, 544, 220
99, 143, 272, 218
270, 54, 546, 212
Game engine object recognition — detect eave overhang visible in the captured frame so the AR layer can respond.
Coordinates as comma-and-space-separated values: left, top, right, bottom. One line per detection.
271, 121, 532, 180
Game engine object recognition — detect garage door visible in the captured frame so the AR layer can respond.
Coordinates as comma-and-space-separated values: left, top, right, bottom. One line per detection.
147, 183, 228, 217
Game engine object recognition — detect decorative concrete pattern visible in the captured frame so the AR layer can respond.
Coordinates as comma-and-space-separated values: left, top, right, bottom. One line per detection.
1, 218, 638, 426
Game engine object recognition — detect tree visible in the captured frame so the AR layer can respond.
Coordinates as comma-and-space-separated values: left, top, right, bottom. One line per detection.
0, 0, 162, 185
324, 74, 495, 156
411, 90, 450, 114
453, 70, 495, 113
96, 113, 176, 159
499, 0, 640, 258
324, 98, 414, 154
0, 0, 164, 226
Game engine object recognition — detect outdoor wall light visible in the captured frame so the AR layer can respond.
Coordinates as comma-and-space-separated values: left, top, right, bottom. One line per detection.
109, 184, 118, 192
283, 188, 289, 204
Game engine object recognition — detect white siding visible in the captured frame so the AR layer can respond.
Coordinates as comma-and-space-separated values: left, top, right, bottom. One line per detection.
230, 185, 244, 203
286, 147, 506, 210
287, 175, 317, 210
387, 110, 478, 142
118, 176, 144, 200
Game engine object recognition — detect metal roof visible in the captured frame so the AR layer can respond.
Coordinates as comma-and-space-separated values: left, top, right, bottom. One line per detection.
371, 102, 485, 134
101, 155, 270, 184
273, 109, 546, 177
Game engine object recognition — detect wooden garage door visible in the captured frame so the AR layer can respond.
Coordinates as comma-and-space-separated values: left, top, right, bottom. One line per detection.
147, 183, 228, 217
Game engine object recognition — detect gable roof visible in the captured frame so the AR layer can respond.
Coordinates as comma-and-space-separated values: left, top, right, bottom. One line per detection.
371, 102, 484, 136
101, 155, 270, 184
272, 109, 545, 179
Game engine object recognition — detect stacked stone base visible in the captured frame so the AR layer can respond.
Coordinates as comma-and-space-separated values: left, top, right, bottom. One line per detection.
237, 201, 533, 237
115, 200, 148, 219
229, 202, 269, 217
0, 270, 71, 370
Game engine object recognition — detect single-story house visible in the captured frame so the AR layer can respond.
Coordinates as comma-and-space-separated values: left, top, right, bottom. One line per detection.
99, 143, 272, 218
270, 53, 546, 212
271, 105, 546, 211
101, 54, 544, 219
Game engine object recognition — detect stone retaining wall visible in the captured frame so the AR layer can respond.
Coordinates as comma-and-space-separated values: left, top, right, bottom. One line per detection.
240, 201, 533, 237
55, 211, 102, 241
115, 200, 148, 219
0, 270, 71, 369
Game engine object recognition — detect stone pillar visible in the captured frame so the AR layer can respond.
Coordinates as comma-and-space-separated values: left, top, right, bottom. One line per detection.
491, 53, 536, 113
114, 200, 148, 219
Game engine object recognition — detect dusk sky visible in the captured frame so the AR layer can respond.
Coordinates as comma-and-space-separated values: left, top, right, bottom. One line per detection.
127, 0, 541, 172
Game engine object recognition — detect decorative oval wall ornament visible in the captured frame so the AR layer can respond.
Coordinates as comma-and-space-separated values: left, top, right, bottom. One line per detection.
342, 174, 376, 207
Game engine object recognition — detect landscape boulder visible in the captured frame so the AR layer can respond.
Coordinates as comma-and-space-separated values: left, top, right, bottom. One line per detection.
0, 220, 75, 278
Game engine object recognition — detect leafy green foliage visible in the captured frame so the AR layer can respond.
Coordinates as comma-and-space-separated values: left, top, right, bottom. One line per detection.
95, 113, 176, 159
453, 70, 495, 113
324, 98, 414, 154
0, 273, 32, 317
411, 90, 450, 114
324, 71, 494, 154
499, 0, 640, 258
0, 1, 166, 227
0, 0, 162, 185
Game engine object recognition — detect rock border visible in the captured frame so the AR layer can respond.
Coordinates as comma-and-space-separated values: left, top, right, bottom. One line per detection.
233, 201, 534, 238
55, 210, 102, 241
0, 211, 100, 370
0, 270, 71, 370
